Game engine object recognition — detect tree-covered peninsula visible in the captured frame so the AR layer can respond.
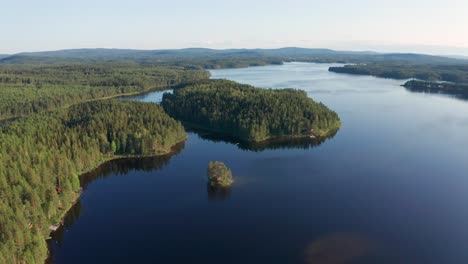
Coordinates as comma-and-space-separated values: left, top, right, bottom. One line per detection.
0, 63, 209, 121
0, 100, 186, 263
162, 80, 341, 142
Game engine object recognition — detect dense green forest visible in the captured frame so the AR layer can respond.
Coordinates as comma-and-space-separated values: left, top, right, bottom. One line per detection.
0, 101, 186, 263
0, 64, 209, 120
329, 63, 468, 83
162, 80, 341, 142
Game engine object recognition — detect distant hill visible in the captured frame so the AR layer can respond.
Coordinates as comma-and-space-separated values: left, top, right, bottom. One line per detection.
2, 47, 380, 60
0, 47, 465, 65
446, 55, 468, 61
0, 54, 9, 60
369, 53, 466, 64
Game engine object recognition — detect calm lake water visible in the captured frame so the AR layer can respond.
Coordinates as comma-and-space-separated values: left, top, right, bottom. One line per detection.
49, 62, 468, 264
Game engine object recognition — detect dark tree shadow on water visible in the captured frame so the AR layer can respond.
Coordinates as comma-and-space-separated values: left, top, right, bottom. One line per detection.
46, 141, 186, 259
80, 141, 185, 190
207, 184, 232, 201
49, 200, 82, 243
187, 127, 339, 152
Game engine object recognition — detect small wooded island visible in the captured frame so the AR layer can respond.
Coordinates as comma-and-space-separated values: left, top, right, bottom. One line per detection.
162, 79, 341, 142
207, 161, 234, 187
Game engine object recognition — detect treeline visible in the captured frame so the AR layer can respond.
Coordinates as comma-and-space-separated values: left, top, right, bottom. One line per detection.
403, 80, 468, 99
0, 63, 210, 120
162, 79, 341, 142
329, 63, 468, 84
0, 100, 186, 263
152, 58, 283, 70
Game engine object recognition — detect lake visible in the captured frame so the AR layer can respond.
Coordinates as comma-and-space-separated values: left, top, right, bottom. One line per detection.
48, 62, 468, 264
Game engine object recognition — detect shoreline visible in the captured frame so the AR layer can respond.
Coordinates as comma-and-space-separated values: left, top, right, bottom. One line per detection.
44, 138, 187, 263
0, 84, 177, 123
182, 121, 341, 144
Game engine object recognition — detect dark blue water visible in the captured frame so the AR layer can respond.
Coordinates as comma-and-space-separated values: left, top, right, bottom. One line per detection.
49, 63, 468, 264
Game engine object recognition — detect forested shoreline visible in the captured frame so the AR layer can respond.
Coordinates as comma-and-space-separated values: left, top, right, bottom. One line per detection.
329, 63, 468, 83
0, 64, 209, 121
0, 101, 187, 263
402, 80, 468, 99
329, 63, 468, 99
162, 80, 341, 142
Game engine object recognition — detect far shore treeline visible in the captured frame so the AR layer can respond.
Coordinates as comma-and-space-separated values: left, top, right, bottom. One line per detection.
328, 62, 468, 98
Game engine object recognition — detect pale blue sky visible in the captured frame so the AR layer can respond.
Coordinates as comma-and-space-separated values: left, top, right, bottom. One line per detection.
2, 0, 468, 55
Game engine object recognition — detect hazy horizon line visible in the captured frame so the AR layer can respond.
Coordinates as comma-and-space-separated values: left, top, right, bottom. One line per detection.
2, 46, 468, 58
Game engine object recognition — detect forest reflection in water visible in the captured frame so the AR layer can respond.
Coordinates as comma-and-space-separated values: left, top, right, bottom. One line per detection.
207, 184, 232, 201
49, 200, 83, 244
188, 127, 339, 152
48, 141, 185, 245
79, 142, 186, 190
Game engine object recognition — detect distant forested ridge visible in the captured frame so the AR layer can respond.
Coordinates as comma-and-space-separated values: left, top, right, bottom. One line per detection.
0, 101, 186, 263
3, 47, 465, 68
0, 64, 210, 120
4, 48, 468, 92
0, 48, 368, 65
162, 80, 341, 142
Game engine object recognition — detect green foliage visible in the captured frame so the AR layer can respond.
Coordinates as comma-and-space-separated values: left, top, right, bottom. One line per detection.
403, 80, 468, 99
0, 63, 210, 120
329, 63, 468, 84
329, 62, 468, 99
162, 79, 341, 142
207, 161, 233, 187
0, 100, 186, 263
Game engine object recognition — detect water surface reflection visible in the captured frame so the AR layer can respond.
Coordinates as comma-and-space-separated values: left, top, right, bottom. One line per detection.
207, 184, 232, 201
189, 128, 339, 152
80, 142, 185, 190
